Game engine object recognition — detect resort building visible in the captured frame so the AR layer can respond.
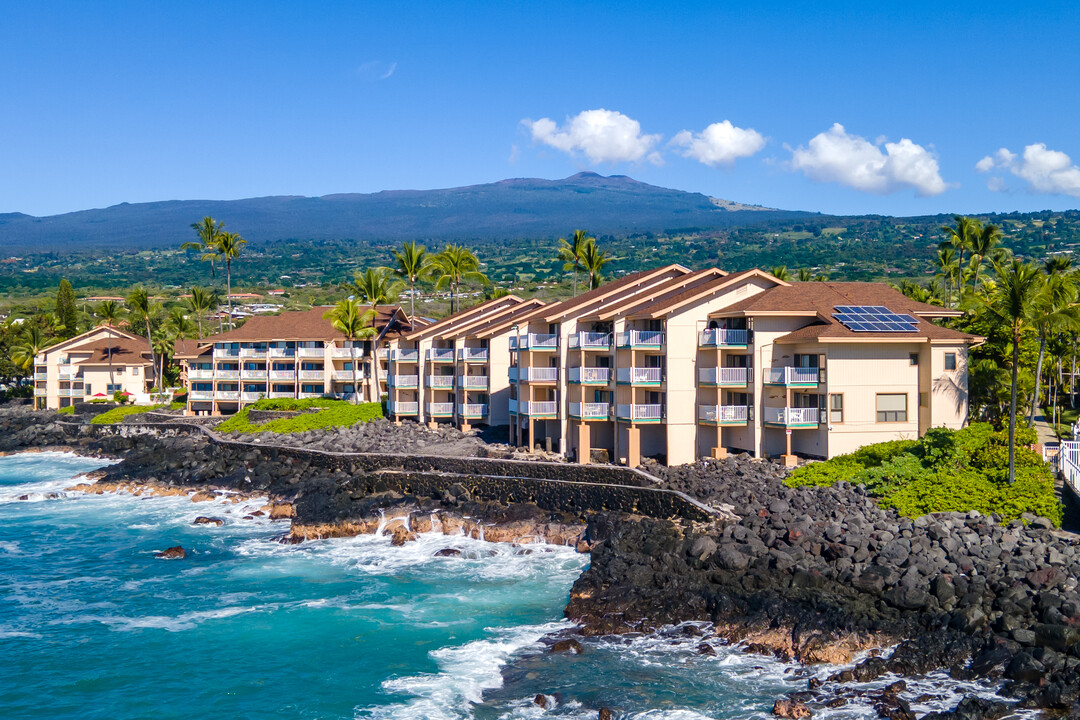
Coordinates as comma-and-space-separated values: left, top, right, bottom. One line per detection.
389, 264, 978, 466
33, 327, 154, 410
174, 305, 414, 415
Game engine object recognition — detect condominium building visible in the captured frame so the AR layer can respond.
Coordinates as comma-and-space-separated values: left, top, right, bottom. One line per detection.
174, 306, 414, 415
34, 327, 153, 409
390, 264, 978, 466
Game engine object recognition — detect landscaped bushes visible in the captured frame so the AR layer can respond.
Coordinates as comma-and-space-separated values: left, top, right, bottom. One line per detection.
786, 423, 1063, 525
217, 398, 382, 434
89, 405, 163, 424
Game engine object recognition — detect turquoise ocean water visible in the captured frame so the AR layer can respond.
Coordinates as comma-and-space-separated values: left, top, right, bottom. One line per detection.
0, 453, 1021, 720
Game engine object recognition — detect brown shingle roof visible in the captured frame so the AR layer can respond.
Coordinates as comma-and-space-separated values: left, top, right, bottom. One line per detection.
541, 265, 691, 321
72, 337, 153, 366
202, 305, 409, 343
405, 295, 527, 341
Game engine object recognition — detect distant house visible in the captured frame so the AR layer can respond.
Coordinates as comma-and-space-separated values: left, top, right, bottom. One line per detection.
34, 327, 153, 410
84, 296, 125, 303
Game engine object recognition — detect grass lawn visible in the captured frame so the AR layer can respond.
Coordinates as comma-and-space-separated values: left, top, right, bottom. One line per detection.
216, 398, 383, 434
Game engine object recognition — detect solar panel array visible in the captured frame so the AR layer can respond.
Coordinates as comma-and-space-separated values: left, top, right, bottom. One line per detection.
833, 305, 919, 333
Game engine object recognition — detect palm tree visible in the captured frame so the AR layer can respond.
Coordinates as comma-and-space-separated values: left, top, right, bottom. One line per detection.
579, 238, 611, 290
11, 326, 57, 377
936, 246, 958, 308
941, 215, 980, 299
152, 329, 175, 393
214, 231, 246, 329
323, 299, 376, 403
127, 287, 157, 386
95, 300, 122, 327
387, 241, 433, 321
167, 307, 196, 340
185, 287, 216, 338
770, 266, 791, 281
352, 268, 402, 402
969, 224, 1005, 292
433, 245, 488, 314
796, 268, 813, 281
1028, 272, 1080, 425
557, 229, 592, 296
183, 216, 224, 280
974, 259, 1044, 483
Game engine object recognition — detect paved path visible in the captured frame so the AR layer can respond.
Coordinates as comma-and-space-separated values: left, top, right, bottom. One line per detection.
1032, 412, 1059, 445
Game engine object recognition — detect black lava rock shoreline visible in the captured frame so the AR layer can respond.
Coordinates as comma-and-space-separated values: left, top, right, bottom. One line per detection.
3, 406, 1079, 718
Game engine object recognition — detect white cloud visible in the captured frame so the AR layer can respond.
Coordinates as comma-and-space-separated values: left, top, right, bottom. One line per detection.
789, 123, 948, 197
670, 120, 766, 167
356, 61, 396, 81
523, 109, 662, 165
976, 143, 1080, 197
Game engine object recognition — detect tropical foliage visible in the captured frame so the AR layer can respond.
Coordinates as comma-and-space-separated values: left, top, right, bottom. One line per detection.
216, 398, 383, 433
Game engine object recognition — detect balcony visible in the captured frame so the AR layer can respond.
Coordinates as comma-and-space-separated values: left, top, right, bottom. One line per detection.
268, 391, 295, 399
34, 388, 47, 397
57, 388, 72, 397
297, 347, 324, 358
390, 348, 420, 362
240, 369, 266, 380
509, 333, 558, 351
426, 348, 455, 362
698, 328, 749, 347
509, 399, 558, 417
389, 401, 419, 415
570, 402, 611, 420
239, 348, 267, 358
269, 347, 295, 358
58, 366, 78, 381
616, 367, 664, 385
298, 391, 325, 399
377, 348, 388, 360
616, 330, 664, 348
698, 405, 749, 425
616, 404, 664, 422
426, 375, 454, 389
509, 366, 559, 383
35, 372, 47, 381
214, 348, 240, 358
568, 367, 610, 384
241, 391, 264, 402
426, 402, 455, 417
568, 332, 612, 350
458, 347, 489, 362
188, 369, 214, 380
189, 390, 213, 401
391, 375, 420, 389
269, 370, 294, 381
698, 367, 750, 386
333, 370, 356, 381
298, 370, 325, 381
332, 347, 361, 358
458, 403, 488, 419
458, 375, 489, 389
216, 391, 240, 401
764, 367, 820, 386
215, 369, 240, 379
763, 407, 820, 427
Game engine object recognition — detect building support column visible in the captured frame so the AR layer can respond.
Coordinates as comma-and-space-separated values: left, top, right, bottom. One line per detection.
528, 416, 535, 451
781, 386, 797, 467
626, 425, 641, 467
577, 421, 591, 464
712, 424, 726, 459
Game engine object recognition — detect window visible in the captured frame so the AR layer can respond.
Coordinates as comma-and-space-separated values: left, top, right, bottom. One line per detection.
107, 384, 121, 393
131, 367, 139, 376
829, 394, 844, 423
919, 392, 928, 408
909, 353, 919, 366
876, 394, 908, 423
944, 352, 957, 371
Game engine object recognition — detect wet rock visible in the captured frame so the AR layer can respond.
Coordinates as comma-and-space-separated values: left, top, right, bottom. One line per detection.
773, 697, 812, 718
533, 694, 547, 709
193, 516, 224, 526
155, 545, 186, 559
598, 709, 612, 720
550, 638, 584, 654
697, 643, 717, 656
268, 502, 295, 520
190, 491, 216, 502
434, 548, 461, 557
390, 527, 417, 546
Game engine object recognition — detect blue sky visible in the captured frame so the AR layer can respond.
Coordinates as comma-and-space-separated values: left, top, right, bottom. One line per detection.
2, 1, 1079, 217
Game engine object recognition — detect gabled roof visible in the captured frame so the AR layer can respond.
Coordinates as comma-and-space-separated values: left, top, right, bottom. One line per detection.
404, 295, 528, 341
72, 336, 153, 366
187, 305, 413, 346
40, 326, 143, 357
174, 338, 212, 359
468, 299, 550, 339
541, 265, 692, 322
626, 268, 788, 319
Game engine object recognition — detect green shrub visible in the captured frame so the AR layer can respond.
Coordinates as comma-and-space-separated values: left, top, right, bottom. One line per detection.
90, 405, 162, 424
57, 406, 75, 415
851, 439, 918, 468
217, 399, 382, 434
857, 453, 930, 496
785, 456, 864, 487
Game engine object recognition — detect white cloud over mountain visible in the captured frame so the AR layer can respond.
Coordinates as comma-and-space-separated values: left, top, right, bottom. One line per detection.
670, 120, 766, 166
789, 123, 948, 197
976, 143, 1080, 197
524, 109, 662, 165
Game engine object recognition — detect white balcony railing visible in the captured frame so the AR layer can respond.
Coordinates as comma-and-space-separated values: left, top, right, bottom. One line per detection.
188, 369, 214, 380
763, 407, 820, 426
298, 370, 325, 381
215, 369, 240, 379
333, 370, 355, 381
764, 367, 819, 385
698, 328, 749, 347
426, 402, 454, 416
34, 371, 47, 381
509, 366, 559, 383
509, 399, 558, 416
616, 367, 664, 384
426, 348, 455, 362
240, 369, 266, 380
269, 370, 294, 381
569, 366, 610, 384
698, 367, 749, 385
214, 348, 240, 358
241, 391, 264, 402
267, 391, 294, 399
57, 388, 72, 397
389, 401, 419, 415
34, 388, 47, 397
239, 348, 267, 358
297, 347, 324, 358
391, 375, 419, 388
698, 405, 748, 424
616, 330, 665, 348
332, 347, 360, 358
189, 390, 213, 401
390, 348, 420, 362
58, 366, 77, 381
458, 403, 488, 418
570, 402, 611, 419
376, 348, 388, 360
269, 347, 295, 358
568, 332, 612, 349
216, 391, 240, 401
458, 347, 489, 361
510, 333, 559, 351
458, 375, 489, 389
426, 375, 454, 388
616, 404, 664, 421
298, 391, 324, 399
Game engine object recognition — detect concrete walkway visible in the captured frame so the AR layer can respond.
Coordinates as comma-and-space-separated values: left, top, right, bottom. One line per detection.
1032, 412, 1059, 446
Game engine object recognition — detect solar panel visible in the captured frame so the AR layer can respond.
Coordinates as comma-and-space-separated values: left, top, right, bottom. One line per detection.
833, 305, 918, 333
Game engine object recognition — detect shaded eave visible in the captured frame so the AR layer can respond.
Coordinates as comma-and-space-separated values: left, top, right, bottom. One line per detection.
540, 264, 692, 323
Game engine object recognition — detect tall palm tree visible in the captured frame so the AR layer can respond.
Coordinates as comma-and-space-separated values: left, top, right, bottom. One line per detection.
95, 300, 122, 327
974, 259, 1044, 483
167, 307, 196, 341
387, 241, 433, 321
941, 215, 980, 299
1028, 272, 1080, 425
352, 268, 402, 402
183, 216, 224, 280
797, 268, 813, 281
936, 246, 958, 308
127, 287, 157, 386
969, 223, 1004, 292
214, 231, 247, 329
770, 266, 791, 281
433, 245, 488, 314
557, 229, 592, 296
152, 329, 175, 392
11, 326, 57, 377
323, 299, 376, 403
579, 238, 611, 290
185, 287, 216, 338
